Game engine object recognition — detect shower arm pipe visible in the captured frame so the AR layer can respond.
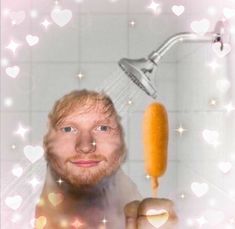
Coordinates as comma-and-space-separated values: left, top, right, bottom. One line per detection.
148, 32, 220, 65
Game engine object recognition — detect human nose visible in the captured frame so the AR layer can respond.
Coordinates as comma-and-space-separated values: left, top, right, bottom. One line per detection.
75, 131, 96, 154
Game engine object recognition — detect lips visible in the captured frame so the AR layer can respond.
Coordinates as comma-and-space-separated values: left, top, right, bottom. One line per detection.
70, 160, 101, 168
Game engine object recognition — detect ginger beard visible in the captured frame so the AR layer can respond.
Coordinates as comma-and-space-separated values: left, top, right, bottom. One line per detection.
44, 107, 126, 189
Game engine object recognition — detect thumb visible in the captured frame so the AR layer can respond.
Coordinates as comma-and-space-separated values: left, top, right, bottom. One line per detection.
124, 200, 140, 229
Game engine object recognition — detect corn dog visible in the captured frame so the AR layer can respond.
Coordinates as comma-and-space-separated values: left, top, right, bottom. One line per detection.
143, 102, 169, 197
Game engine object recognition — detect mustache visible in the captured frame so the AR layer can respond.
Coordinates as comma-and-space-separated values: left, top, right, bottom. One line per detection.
65, 154, 107, 163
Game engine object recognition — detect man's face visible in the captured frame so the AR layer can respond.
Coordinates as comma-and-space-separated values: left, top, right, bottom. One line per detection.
44, 102, 125, 188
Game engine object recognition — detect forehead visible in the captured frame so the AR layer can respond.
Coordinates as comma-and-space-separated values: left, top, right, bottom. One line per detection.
62, 101, 117, 122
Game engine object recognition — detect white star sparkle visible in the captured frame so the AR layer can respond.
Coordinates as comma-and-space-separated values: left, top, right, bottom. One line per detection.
4, 97, 13, 107
147, 1, 160, 14
77, 72, 84, 79
1, 58, 9, 67
196, 216, 207, 227
41, 19, 52, 29
129, 20, 136, 27
207, 60, 221, 72
224, 102, 235, 114
14, 123, 30, 139
101, 217, 108, 224
209, 99, 217, 106
30, 10, 38, 18
57, 178, 64, 185
175, 125, 187, 136
28, 177, 40, 189
6, 40, 20, 54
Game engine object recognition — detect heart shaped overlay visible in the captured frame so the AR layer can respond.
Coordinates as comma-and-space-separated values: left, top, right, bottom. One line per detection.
191, 182, 209, 197
202, 129, 219, 146
9, 11, 26, 25
191, 19, 210, 34
48, 192, 64, 207
212, 42, 231, 58
218, 162, 232, 174
26, 35, 39, 46
34, 216, 47, 229
171, 5, 185, 16
23, 145, 44, 163
146, 209, 169, 228
6, 66, 20, 78
5, 195, 23, 210
51, 8, 72, 27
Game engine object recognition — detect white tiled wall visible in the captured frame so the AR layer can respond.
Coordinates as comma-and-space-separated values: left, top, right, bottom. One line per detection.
1, 0, 235, 228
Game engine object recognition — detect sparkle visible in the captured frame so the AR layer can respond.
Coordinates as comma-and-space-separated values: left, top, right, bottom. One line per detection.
11, 144, 17, 150
175, 125, 187, 136
228, 189, 235, 200
6, 40, 20, 54
186, 218, 194, 226
127, 99, 133, 105
36, 198, 45, 206
230, 218, 235, 224
129, 20, 136, 27
180, 193, 185, 199
1, 58, 9, 67
230, 26, 235, 34
207, 60, 221, 72
77, 72, 84, 79
60, 219, 68, 228
71, 218, 83, 228
207, 7, 217, 16
41, 19, 52, 29
4, 97, 13, 107
101, 217, 108, 224
208, 198, 216, 206
3, 8, 10, 16
92, 141, 96, 146
14, 123, 30, 139
28, 177, 40, 189
196, 216, 207, 227
57, 178, 64, 185
147, 1, 160, 14
224, 102, 235, 114
209, 99, 217, 106
30, 10, 38, 18
145, 174, 151, 179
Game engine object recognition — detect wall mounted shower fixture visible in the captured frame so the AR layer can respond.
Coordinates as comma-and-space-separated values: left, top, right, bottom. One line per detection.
119, 20, 230, 99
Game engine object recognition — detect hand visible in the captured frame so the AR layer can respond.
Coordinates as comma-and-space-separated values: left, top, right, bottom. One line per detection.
124, 198, 178, 229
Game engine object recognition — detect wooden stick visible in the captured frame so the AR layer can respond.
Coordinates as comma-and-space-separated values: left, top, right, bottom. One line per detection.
151, 177, 159, 198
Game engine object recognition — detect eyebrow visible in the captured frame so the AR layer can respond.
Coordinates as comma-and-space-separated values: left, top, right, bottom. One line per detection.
94, 118, 112, 125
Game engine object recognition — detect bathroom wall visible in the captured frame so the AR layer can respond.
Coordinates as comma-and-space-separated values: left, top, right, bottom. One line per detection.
1, 0, 235, 228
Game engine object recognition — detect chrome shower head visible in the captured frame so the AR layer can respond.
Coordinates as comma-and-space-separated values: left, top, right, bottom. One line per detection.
118, 57, 157, 99
119, 20, 229, 99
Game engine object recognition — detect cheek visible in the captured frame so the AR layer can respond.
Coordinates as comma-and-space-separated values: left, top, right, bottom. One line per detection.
46, 136, 76, 159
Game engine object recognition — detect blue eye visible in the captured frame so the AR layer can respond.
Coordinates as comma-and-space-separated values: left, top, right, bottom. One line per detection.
61, 126, 77, 133
96, 125, 110, 132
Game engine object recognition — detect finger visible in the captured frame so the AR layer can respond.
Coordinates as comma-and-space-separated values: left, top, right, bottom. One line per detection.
137, 198, 178, 229
124, 200, 140, 229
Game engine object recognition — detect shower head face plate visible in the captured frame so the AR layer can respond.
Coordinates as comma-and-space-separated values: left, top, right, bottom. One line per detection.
118, 58, 157, 99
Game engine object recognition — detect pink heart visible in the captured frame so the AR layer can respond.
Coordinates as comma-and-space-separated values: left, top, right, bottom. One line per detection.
9, 11, 25, 25
223, 7, 235, 19
212, 42, 231, 58
6, 66, 20, 78
191, 19, 210, 34
51, 8, 72, 27
26, 35, 39, 46
171, 5, 185, 16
